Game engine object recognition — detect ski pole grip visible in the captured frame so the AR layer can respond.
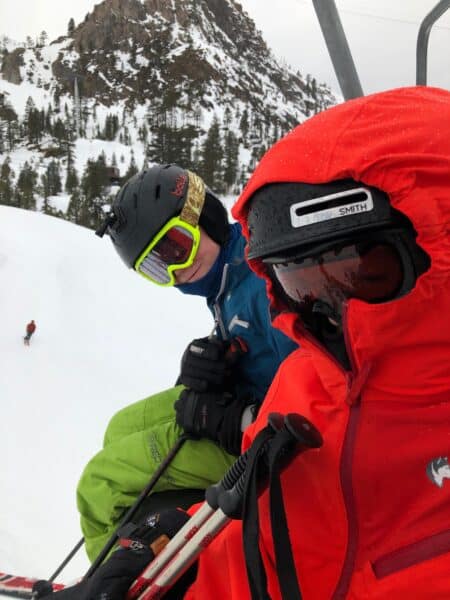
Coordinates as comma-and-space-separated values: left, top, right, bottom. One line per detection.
205, 412, 283, 509
284, 412, 323, 450
205, 450, 248, 509
218, 412, 322, 519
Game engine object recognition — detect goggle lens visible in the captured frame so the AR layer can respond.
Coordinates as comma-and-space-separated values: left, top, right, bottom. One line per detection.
272, 243, 403, 313
154, 226, 194, 265
137, 225, 196, 285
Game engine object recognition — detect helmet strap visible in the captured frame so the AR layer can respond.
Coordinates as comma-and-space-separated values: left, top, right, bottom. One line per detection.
308, 305, 350, 369
312, 299, 341, 327
95, 211, 118, 238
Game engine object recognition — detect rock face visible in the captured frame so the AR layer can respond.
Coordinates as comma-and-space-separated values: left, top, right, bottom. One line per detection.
0, 0, 335, 195
45, 0, 333, 116
71, 0, 148, 57
1, 48, 24, 85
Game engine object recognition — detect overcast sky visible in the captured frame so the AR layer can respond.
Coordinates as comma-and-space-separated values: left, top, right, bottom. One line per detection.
0, 0, 449, 95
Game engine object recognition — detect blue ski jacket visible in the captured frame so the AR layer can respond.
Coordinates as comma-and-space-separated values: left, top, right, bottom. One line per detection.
178, 222, 298, 402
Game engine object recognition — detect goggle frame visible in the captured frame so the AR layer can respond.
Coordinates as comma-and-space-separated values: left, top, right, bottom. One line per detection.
134, 216, 201, 287
134, 170, 206, 287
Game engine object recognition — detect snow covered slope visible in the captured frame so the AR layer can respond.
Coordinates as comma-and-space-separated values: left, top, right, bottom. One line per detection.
0, 205, 210, 585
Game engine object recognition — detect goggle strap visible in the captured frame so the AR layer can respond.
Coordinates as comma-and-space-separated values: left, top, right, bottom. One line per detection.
180, 171, 205, 227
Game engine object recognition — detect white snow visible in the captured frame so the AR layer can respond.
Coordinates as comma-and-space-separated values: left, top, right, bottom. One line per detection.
0, 79, 53, 120
46, 192, 71, 213
0, 205, 212, 589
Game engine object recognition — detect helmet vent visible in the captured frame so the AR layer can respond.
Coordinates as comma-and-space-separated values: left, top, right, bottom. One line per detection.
155, 184, 161, 199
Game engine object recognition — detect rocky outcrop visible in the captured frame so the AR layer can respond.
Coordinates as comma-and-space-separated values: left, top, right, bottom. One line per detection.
1, 48, 24, 85
72, 0, 148, 54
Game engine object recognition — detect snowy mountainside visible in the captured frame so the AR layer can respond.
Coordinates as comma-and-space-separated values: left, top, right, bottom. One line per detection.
0, 0, 336, 225
0, 206, 211, 583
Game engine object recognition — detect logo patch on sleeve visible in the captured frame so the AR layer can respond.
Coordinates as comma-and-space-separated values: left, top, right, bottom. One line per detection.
426, 456, 450, 488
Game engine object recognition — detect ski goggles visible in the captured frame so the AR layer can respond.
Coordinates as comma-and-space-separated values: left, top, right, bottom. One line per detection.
135, 171, 206, 286
265, 237, 404, 316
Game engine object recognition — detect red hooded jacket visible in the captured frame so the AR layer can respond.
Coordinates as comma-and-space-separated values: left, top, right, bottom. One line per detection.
26, 321, 36, 334
185, 87, 450, 599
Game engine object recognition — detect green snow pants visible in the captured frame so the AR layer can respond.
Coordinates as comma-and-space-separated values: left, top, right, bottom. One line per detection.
77, 385, 236, 562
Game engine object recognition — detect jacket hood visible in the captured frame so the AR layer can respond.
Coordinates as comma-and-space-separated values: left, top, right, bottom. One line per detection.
232, 86, 450, 393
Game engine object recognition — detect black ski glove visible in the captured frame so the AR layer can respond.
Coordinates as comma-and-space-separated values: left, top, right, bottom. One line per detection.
174, 388, 249, 455
41, 509, 195, 600
178, 336, 230, 391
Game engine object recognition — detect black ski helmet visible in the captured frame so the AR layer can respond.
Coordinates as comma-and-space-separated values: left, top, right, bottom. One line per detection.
247, 179, 430, 302
99, 164, 229, 269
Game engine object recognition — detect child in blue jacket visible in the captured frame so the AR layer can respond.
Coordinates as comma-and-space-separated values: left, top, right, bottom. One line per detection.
77, 165, 297, 561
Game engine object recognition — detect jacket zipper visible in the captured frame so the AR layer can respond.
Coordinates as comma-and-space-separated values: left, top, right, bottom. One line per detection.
212, 263, 230, 340
292, 308, 367, 599
331, 403, 360, 599
331, 303, 361, 600
372, 528, 450, 578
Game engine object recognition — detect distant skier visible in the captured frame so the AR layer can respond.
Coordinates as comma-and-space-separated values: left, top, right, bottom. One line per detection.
23, 320, 36, 346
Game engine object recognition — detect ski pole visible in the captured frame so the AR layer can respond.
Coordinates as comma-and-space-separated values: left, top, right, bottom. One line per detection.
133, 413, 322, 600
85, 432, 193, 579
47, 537, 85, 582
46, 336, 246, 583
44, 434, 194, 584
126, 414, 282, 600
137, 413, 318, 600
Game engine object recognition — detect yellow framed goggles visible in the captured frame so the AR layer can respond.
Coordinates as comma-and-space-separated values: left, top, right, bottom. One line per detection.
134, 171, 205, 286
